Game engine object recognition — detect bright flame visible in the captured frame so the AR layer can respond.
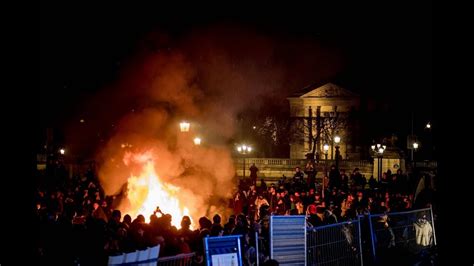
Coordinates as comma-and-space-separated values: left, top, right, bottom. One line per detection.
126, 159, 191, 228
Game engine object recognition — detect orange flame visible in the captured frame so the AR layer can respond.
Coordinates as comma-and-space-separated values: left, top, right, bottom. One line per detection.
124, 154, 191, 228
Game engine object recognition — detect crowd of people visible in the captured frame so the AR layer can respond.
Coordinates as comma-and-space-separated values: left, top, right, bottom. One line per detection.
35, 161, 437, 265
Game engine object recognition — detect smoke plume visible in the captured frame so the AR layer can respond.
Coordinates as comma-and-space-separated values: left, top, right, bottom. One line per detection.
67, 24, 343, 225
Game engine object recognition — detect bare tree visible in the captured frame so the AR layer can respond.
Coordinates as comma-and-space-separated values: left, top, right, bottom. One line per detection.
290, 106, 350, 161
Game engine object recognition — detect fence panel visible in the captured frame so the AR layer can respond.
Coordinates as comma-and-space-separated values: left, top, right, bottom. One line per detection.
157, 253, 195, 266
307, 219, 363, 266
368, 207, 437, 264
270, 215, 306, 266
204, 235, 243, 266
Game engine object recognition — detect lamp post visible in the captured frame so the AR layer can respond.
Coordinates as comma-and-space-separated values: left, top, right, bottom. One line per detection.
193, 137, 201, 145
237, 144, 252, 179
179, 121, 190, 132
334, 136, 341, 172
323, 144, 329, 160
412, 142, 418, 169
371, 144, 386, 182
57, 148, 66, 165
323, 143, 329, 198
323, 143, 329, 176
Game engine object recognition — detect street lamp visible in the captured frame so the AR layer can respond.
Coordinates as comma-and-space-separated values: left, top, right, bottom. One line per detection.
193, 137, 202, 145
237, 144, 252, 180
323, 143, 330, 195
334, 136, 341, 172
59, 148, 65, 155
121, 143, 132, 149
425, 122, 431, 129
179, 121, 190, 132
412, 142, 419, 168
323, 144, 329, 160
371, 144, 386, 182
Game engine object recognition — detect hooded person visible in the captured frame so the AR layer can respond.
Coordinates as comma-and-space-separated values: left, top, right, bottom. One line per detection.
414, 215, 433, 247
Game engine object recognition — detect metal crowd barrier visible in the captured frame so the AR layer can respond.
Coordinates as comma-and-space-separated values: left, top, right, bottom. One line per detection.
307, 219, 363, 266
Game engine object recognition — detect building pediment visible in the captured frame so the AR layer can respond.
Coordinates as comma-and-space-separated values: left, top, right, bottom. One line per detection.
299, 83, 358, 98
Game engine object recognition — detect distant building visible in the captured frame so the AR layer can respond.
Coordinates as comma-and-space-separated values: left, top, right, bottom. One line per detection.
287, 82, 362, 160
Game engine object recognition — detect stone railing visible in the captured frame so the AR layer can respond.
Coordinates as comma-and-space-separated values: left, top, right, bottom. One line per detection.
234, 158, 306, 167
234, 157, 372, 168
413, 161, 438, 169
233, 157, 373, 180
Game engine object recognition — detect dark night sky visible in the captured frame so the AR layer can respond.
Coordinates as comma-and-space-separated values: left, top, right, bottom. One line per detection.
41, 2, 432, 142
